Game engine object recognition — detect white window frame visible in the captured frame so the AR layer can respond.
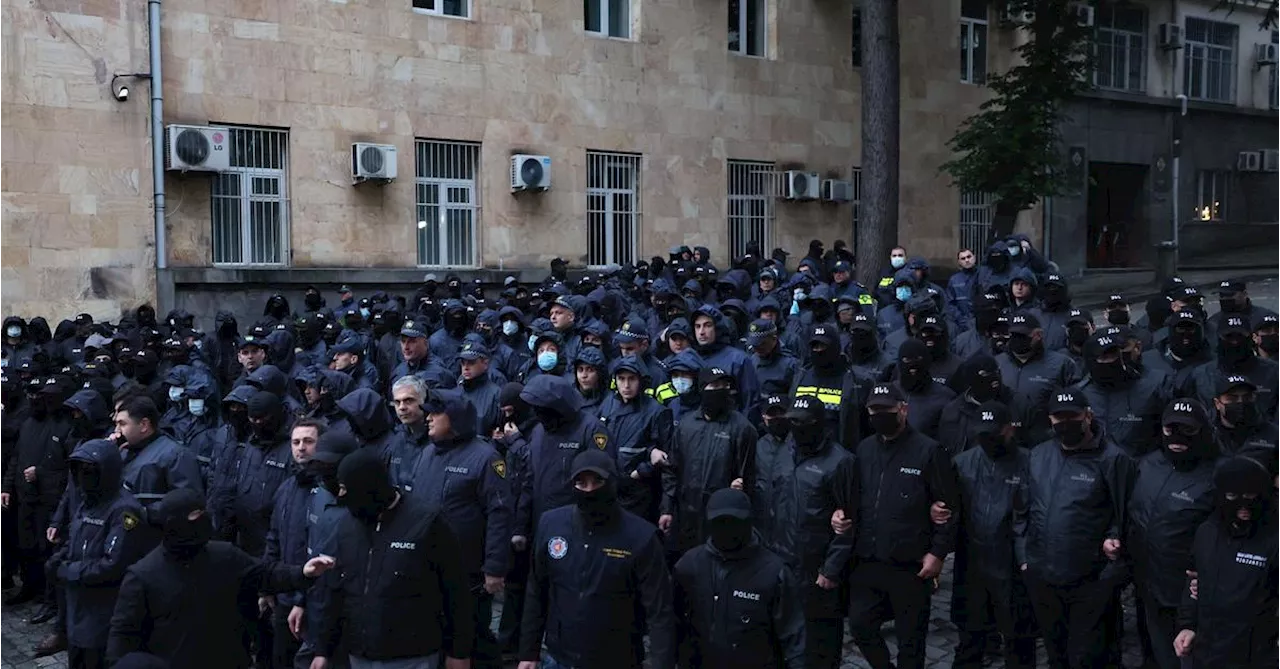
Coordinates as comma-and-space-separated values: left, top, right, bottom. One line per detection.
960, 1, 987, 84
412, 0, 469, 19
1183, 17, 1237, 103
415, 139, 481, 268
1093, 4, 1147, 93
1195, 170, 1229, 221
727, 159, 775, 259
585, 0, 630, 39
211, 126, 290, 266
728, 0, 767, 57
586, 150, 642, 268
959, 189, 996, 252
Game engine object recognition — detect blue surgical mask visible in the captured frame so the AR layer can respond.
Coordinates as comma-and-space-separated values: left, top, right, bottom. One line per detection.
502, 320, 520, 336
528, 335, 539, 352
1008, 245, 1021, 257
168, 386, 184, 402
895, 287, 913, 303
890, 256, 906, 269
537, 351, 558, 371
360, 307, 371, 319
672, 377, 694, 395
188, 398, 206, 416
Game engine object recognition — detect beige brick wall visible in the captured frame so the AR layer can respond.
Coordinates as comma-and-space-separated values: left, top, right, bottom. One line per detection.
4, 0, 1018, 319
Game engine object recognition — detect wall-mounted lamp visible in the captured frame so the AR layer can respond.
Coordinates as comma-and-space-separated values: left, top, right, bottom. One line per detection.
111, 73, 152, 102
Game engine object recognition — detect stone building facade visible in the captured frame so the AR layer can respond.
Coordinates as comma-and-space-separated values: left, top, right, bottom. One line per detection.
3, 0, 1019, 323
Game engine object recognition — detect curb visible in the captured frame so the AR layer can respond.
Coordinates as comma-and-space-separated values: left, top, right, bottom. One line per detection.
1079, 270, 1278, 313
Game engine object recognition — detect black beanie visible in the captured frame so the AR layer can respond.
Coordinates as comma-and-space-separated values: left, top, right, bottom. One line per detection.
898, 338, 930, 364
498, 381, 525, 408
1215, 456, 1272, 495
336, 447, 395, 500
246, 390, 282, 419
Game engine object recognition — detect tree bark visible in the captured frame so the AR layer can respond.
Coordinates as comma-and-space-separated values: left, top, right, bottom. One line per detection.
855, 0, 900, 288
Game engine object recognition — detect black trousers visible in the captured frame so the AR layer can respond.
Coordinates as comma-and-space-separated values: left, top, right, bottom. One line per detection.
954, 630, 1036, 669
847, 560, 934, 669
805, 617, 844, 669
272, 602, 302, 669
498, 549, 530, 655
1141, 592, 1188, 669
68, 646, 106, 669
1025, 573, 1119, 669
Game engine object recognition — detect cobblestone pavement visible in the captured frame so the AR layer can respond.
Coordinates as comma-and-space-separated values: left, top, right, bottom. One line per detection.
3, 276, 1275, 668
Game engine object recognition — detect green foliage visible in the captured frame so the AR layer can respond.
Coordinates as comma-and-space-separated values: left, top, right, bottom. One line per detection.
941, 0, 1095, 213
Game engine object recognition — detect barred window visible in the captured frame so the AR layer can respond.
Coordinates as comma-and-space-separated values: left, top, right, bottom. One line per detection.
211, 126, 290, 266
1195, 170, 1229, 221
1094, 4, 1146, 93
1184, 17, 1237, 103
412, 0, 468, 18
959, 190, 996, 253
587, 150, 641, 268
727, 159, 775, 260
416, 140, 480, 268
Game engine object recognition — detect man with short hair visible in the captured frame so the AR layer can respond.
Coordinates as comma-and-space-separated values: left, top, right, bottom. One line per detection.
114, 396, 203, 524
946, 248, 978, 323
458, 339, 503, 435
330, 336, 380, 393
238, 333, 269, 379
690, 306, 758, 410
391, 319, 454, 392
598, 356, 672, 524
1209, 374, 1278, 465
386, 375, 430, 489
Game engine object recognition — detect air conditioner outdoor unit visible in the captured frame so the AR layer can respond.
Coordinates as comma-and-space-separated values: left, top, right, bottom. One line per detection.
351, 143, 398, 184
821, 179, 853, 203
164, 124, 231, 172
1261, 149, 1279, 172
1002, 4, 1035, 26
1158, 23, 1183, 50
1237, 151, 1262, 172
511, 154, 552, 192
782, 171, 820, 201
1069, 2, 1094, 27
1255, 42, 1279, 66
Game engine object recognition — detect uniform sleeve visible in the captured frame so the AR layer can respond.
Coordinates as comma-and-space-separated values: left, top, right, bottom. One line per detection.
511, 443, 533, 538
660, 423, 682, 516
774, 564, 808, 669
235, 545, 313, 595
429, 513, 476, 659
208, 446, 237, 537
820, 455, 859, 580
1175, 524, 1207, 632
518, 519, 551, 662
63, 507, 152, 587
1107, 449, 1136, 542
737, 357, 760, 411
925, 445, 960, 559
734, 422, 757, 501
635, 529, 677, 669
106, 569, 150, 663
1013, 463, 1029, 567
479, 451, 513, 578
671, 555, 697, 668
50, 479, 73, 531
167, 446, 206, 499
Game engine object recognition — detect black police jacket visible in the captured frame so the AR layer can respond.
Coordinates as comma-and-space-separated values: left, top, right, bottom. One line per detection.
995, 350, 1080, 445
1177, 514, 1278, 668
673, 538, 806, 669
1073, 369, 1174, 458
210, 429, 293, 557
520, 505, 676, 669
662, 410, 757, 553
313, 494, 476, 661
1126, 451, 1215, 608
598, 392, 673, 521
1014, 427, 1135, 586
852, 425, 959, 566
952, 445, 1029, 588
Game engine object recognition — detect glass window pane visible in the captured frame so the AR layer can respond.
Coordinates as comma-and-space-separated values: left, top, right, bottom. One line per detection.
728, 0, 741, 52
972, 22, 987, 83
960, 23, 970, 81
585, 0, 601, 33
746, 0, 763, 56
608, 0, 628, 37
441, 0, 464, 16
961, 0, 985, 20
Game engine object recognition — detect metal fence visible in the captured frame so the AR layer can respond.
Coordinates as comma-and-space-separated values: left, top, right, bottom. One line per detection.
959, 189, 996, 253
587, 150, 642, 268
727, 159, 775, 259
211, 126, 290, 265
416, 140, 481, 268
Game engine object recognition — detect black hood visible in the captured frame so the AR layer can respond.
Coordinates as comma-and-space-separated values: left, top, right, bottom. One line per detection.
246, 364, 291, 399
68, 438, 125, 504
27, 317, 51, 345
337, 388, 395, 441
64, 388, 110, 427
215, 311, 240, 338
265, 330, 297, 371
54, 319, 77, 343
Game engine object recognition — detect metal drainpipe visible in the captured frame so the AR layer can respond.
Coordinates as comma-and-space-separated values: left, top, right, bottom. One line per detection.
149, 0, 166, 270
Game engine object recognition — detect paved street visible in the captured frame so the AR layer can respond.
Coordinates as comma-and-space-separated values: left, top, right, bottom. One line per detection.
3, 276, 1275, 669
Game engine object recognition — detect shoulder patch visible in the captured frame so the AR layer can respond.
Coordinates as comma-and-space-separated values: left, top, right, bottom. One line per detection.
858, 294, 874, 305
594, 432, 608, 450
122, 512, 139, 531
878, 277, 894, 287
492, 460, 507, 479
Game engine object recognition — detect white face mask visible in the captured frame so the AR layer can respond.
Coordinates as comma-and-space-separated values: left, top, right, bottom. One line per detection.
168, 386, 184, 402
188, 398, 206, 416
5, 326, 20, 338
502, 320, 520, 336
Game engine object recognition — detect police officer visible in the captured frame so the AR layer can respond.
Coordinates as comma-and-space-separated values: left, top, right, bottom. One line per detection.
458, 340, 503, 434
517, 449, 676, 669
673, 488, 806, 669
212, 390, 293, 557
407, 389, 511, 669
1184, 315, 1279, 419
1073, 329, 1173, 458
597, 356, 672, 523
113, 396, 203, 524
947, 401, 1035, 669
748, 318, 799, 404
1209, 374, 1278, 463
47, 439, 155, 669
1174, 455, 1277, 667
757, 396, 857, 669
790, 324, 862, 447
996, 313, 1081, 445
310, 448, 474, 669
845, 383, 958, 669
1016, 390, 1135, 669
1141, 310, 1212, 392
1128, 399, 1218, 669
390, 319, 453, 392
887, 339, 955, 440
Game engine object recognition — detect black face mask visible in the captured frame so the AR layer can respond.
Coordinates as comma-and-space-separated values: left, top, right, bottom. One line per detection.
809, 302, 831, 322
1218, 491, 1267, 530
574, 481, 619, 526
1053, 419, 1088, 447
1260, 334, 1278, 358
1007, 334, 1033, 356
163, 511, 213, 557
305, 294, 323, 310
1219, 337, 1255, 366
1066, 326, 1090, 348
850, 330, 876, 354
869, 411, 902, 437
340, 479, 396, 525
763, 418, 790, 440
708, 517, 752, 553
134, 359, 158, 382
974, 309, 1000, 334
811, 346, 840, 369
1088, 358, 1128, 385
226, 409, 251, 441
1041, 287, 1066, 307
1169, 329, 1204, 358
1219, 298, 1244, 314
969, 376, 1001, 403
790, 420, 824, 450
1106, 309, 1130, 325
1223, 401, 1260, 428
445, 312, 467, 335
988, 254, 1009, 272
534, 406, 564, 432
73, 463, 105, 504
977, 431, 1009, 459
1161, 429, 1210, 469
900, 365, 930, 391
251, 415, 281, 441
306, 461, 340, 495
701, 388, 734, 419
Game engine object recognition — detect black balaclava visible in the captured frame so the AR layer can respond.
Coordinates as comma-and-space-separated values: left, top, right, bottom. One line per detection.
445, 308, 468, 337
897, 339, 932, 392
225, 403, 252, 441
572, 450, 620, 526
304, 288, 324, 311
763, 411, 789, 439
809, 328, 842, 370
72, 460, 106, 506
977, 428, 1010, 459
788, 400, 826, 452
708, 516, 752, 553
532, 403, 565, 432
1087, 352, 1129, 386
1168, 321, 1205, 358
158, 488, 213, 558
917, 323, 948, 361
1214, 456, 1272, 535
1066, 322, 1091, 350
1218, 331, 1256, 366
336, 448, 398, 525
1162, 422, 1214, 470
967, 356, 1002, 403
1259, 331, 1279, 358
247, 391, 284, 442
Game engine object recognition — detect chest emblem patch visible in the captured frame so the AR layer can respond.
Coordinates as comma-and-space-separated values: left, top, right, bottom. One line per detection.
548, 536, 568, 560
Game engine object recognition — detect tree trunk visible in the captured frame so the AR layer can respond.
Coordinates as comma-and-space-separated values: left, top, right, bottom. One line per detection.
855, 0, 900, 288
991, 198, 1022, 242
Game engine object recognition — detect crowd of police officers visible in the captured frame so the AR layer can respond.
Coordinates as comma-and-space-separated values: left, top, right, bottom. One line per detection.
1, 236, 1277, 669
